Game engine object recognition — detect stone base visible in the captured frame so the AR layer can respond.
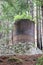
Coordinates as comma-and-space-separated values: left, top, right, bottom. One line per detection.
0, 42, 42, 56
25, 47, 42, 55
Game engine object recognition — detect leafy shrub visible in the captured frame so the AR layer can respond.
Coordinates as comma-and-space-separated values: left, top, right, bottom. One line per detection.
14, 12, 32, 21
36, 56, 43, 65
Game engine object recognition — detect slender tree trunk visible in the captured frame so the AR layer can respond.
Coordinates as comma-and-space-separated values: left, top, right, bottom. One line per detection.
37, 5, 42, 50
6, 21, 10, 54
41, 6, 43, 48
12, 28, 13, 44
6, 21, 9, 45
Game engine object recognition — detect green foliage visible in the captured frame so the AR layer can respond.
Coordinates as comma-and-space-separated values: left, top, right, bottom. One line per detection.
1, 0, 32, 22
1, 0, 30, 14
1, 2, 15, 22
1, 0, 42, 22
33, 0, 43, 6
14, 12, 32, 21
1, 0, 43, 6
36, 56, 43, 65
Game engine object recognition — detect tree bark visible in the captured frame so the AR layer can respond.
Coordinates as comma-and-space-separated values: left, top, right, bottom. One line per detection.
37, 5, 42, 50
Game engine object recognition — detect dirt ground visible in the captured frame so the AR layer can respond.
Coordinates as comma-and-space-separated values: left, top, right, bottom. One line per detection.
0, 54, 42, 65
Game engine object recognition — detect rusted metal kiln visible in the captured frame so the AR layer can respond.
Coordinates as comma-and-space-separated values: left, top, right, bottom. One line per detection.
13, 19, 35, 43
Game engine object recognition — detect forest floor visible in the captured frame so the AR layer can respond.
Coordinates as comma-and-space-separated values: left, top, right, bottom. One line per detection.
0, 54, 42, 65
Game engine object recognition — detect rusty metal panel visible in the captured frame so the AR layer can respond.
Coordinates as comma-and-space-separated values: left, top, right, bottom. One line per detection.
13, 19, 35, 43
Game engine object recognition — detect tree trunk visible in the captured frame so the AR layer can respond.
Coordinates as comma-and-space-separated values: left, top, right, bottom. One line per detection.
12, 29, 13, 44
37, 6, 42, 50
41, 6, 43, 48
